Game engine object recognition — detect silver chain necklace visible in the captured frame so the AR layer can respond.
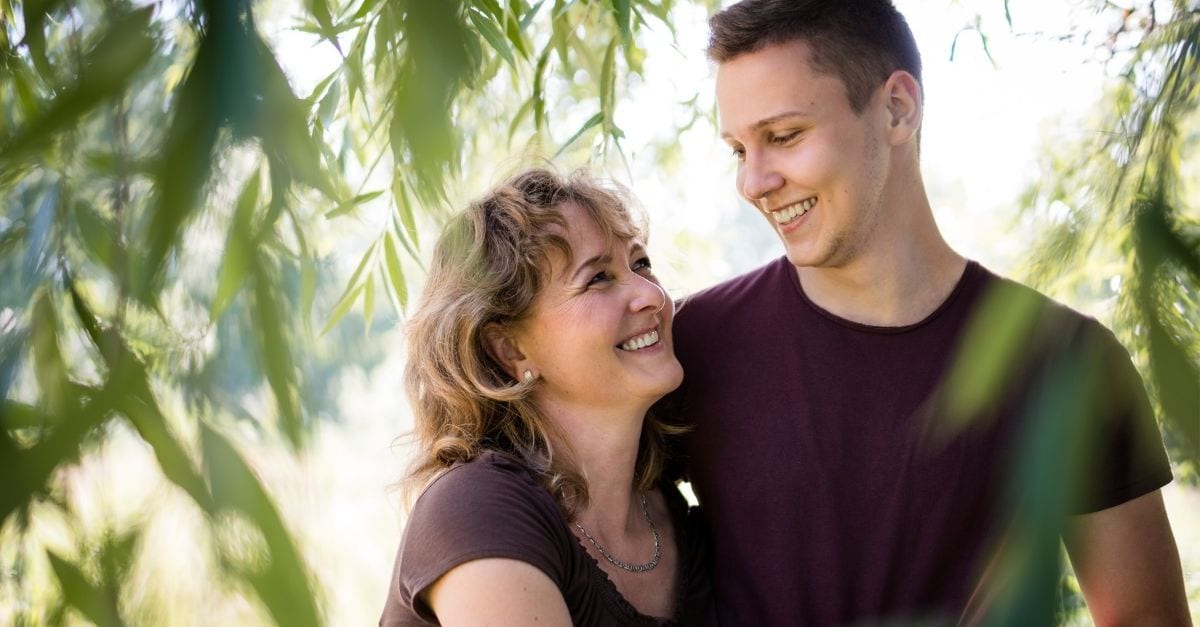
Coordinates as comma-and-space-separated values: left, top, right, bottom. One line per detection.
574, 492, 661, 573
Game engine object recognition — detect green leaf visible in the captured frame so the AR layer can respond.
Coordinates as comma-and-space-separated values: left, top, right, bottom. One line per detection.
353, 0, 382, 20
249, 254, 304, 448
318, 74, 343, 128
19, 0, 67, 80
611, 0, 632, 46
507, 96, 535, 143
212, 171, 262, 319
390, 176, 420, 251
320, 282, 365, 337
600, 37, 618, 131
391, 0, 476, 203
138, 24, 221, 300
555, 112, 603, 157
320, 241, 376, 336
201, 424, 321, 626
383, 234, 408, 309
304, 67, 342, 105
0, 365, 101, 530
504, 0, 531, 59
1, 401, 53, 430
1147, 315, 1200, 456
30, 290, 69, 417
938, 281, 1043, 433
306, 0, 344, 54
472, 0, 504, 21
532, 45, 551, 132
46, 551, 124, 627
519, 0, 545, 29
300, 255, 318, 327
73, 200, 116, 272
120, 395, 214, 512
363, 273, 376, 331
325, 189, 385, 219
468, 8, 519, 70
346, 240, 379, 292
550, 0, 571, 69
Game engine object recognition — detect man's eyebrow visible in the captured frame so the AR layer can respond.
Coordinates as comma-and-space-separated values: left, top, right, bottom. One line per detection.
720, 110, 810, 140
570, 253, 610, 281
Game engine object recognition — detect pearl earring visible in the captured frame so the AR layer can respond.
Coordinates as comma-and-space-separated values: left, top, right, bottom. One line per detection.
523, 369, 534, 383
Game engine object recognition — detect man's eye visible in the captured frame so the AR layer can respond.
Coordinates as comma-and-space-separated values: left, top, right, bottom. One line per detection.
770, 130, 801, 144
730, 147, 746, 161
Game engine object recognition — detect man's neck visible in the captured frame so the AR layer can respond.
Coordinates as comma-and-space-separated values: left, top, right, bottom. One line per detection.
795, 231, 966, 328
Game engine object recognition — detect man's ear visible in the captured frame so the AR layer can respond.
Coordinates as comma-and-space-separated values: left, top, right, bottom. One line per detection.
882, 70, 922, 146
483, 323, 527, 380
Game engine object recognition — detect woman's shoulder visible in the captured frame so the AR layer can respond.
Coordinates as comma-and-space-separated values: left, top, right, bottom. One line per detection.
406, 451, 565, 546
416, 450, 541, 503
389, 451, 576, 622
401, 453, 570, 573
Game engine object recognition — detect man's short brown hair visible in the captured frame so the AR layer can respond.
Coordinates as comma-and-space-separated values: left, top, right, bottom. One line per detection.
707, 0, 923, 113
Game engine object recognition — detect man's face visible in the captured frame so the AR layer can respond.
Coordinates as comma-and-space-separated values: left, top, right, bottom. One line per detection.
717, 40, 892, 270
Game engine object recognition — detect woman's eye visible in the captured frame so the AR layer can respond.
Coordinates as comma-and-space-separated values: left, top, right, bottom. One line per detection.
587, 271, 612, 286
632, 257, 652, 272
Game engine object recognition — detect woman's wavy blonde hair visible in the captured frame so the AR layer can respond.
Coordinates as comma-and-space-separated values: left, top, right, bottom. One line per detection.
404, 168, 682, 518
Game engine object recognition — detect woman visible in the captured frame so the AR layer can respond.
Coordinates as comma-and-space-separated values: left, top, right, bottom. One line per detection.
379, 169, 715, 626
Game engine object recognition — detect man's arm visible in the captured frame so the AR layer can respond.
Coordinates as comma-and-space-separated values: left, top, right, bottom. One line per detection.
1063, 489, 1191, 626
424, 558, 573, 626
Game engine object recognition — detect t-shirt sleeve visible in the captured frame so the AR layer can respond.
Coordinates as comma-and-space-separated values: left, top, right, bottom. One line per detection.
1071, 323, 1173, 514
389, 459, 570, 622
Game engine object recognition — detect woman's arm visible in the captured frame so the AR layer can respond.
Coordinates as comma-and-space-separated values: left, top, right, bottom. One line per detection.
425, 558, 573, 626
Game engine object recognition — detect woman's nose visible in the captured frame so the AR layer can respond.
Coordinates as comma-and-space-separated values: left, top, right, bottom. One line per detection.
630, 277, 667, 315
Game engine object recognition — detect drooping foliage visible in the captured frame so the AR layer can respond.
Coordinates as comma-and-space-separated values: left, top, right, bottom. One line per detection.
0, 0, 708, 622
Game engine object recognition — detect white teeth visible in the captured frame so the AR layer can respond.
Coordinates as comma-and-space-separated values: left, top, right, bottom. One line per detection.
620, 330, 660, 351
772, 197, 815, 225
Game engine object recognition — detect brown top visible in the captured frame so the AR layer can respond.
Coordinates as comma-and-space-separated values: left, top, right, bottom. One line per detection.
379, 451, 717, 626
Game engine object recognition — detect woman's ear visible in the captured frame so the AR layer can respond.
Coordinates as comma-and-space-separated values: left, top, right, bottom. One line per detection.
882, 70, 922, 146
483, 323, 527, 381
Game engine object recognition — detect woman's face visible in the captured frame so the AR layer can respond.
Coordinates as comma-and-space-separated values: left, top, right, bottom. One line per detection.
513, 202, 683, 414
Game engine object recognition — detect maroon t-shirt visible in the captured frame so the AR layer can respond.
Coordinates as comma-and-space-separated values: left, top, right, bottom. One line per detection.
669, 257, 1172, 625
379, 451, 718, 626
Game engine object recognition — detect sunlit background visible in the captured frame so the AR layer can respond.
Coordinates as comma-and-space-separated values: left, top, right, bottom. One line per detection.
1, 0, 1196, 624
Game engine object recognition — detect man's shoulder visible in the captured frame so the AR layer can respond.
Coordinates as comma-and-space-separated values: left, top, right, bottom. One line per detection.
677, 256, 792, 321
963, 265, 1140, 392
969, 263, 1114, 342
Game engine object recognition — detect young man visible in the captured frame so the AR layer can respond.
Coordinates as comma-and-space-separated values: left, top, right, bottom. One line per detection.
669, 0, 1191, 624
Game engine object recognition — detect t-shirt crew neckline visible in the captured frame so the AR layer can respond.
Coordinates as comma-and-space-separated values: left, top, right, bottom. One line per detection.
786, 257, 979, 335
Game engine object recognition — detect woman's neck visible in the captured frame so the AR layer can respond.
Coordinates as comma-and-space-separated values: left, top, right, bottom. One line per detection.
538, 398, 647, 532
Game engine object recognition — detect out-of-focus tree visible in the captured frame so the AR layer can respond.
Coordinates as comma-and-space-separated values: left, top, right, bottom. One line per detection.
941, 2, 1198, 624
0, 0, 712, 623
1018, 0, 1199, 472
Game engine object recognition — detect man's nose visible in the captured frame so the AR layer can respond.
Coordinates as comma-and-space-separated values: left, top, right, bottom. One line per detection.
739, 151, 784, 203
